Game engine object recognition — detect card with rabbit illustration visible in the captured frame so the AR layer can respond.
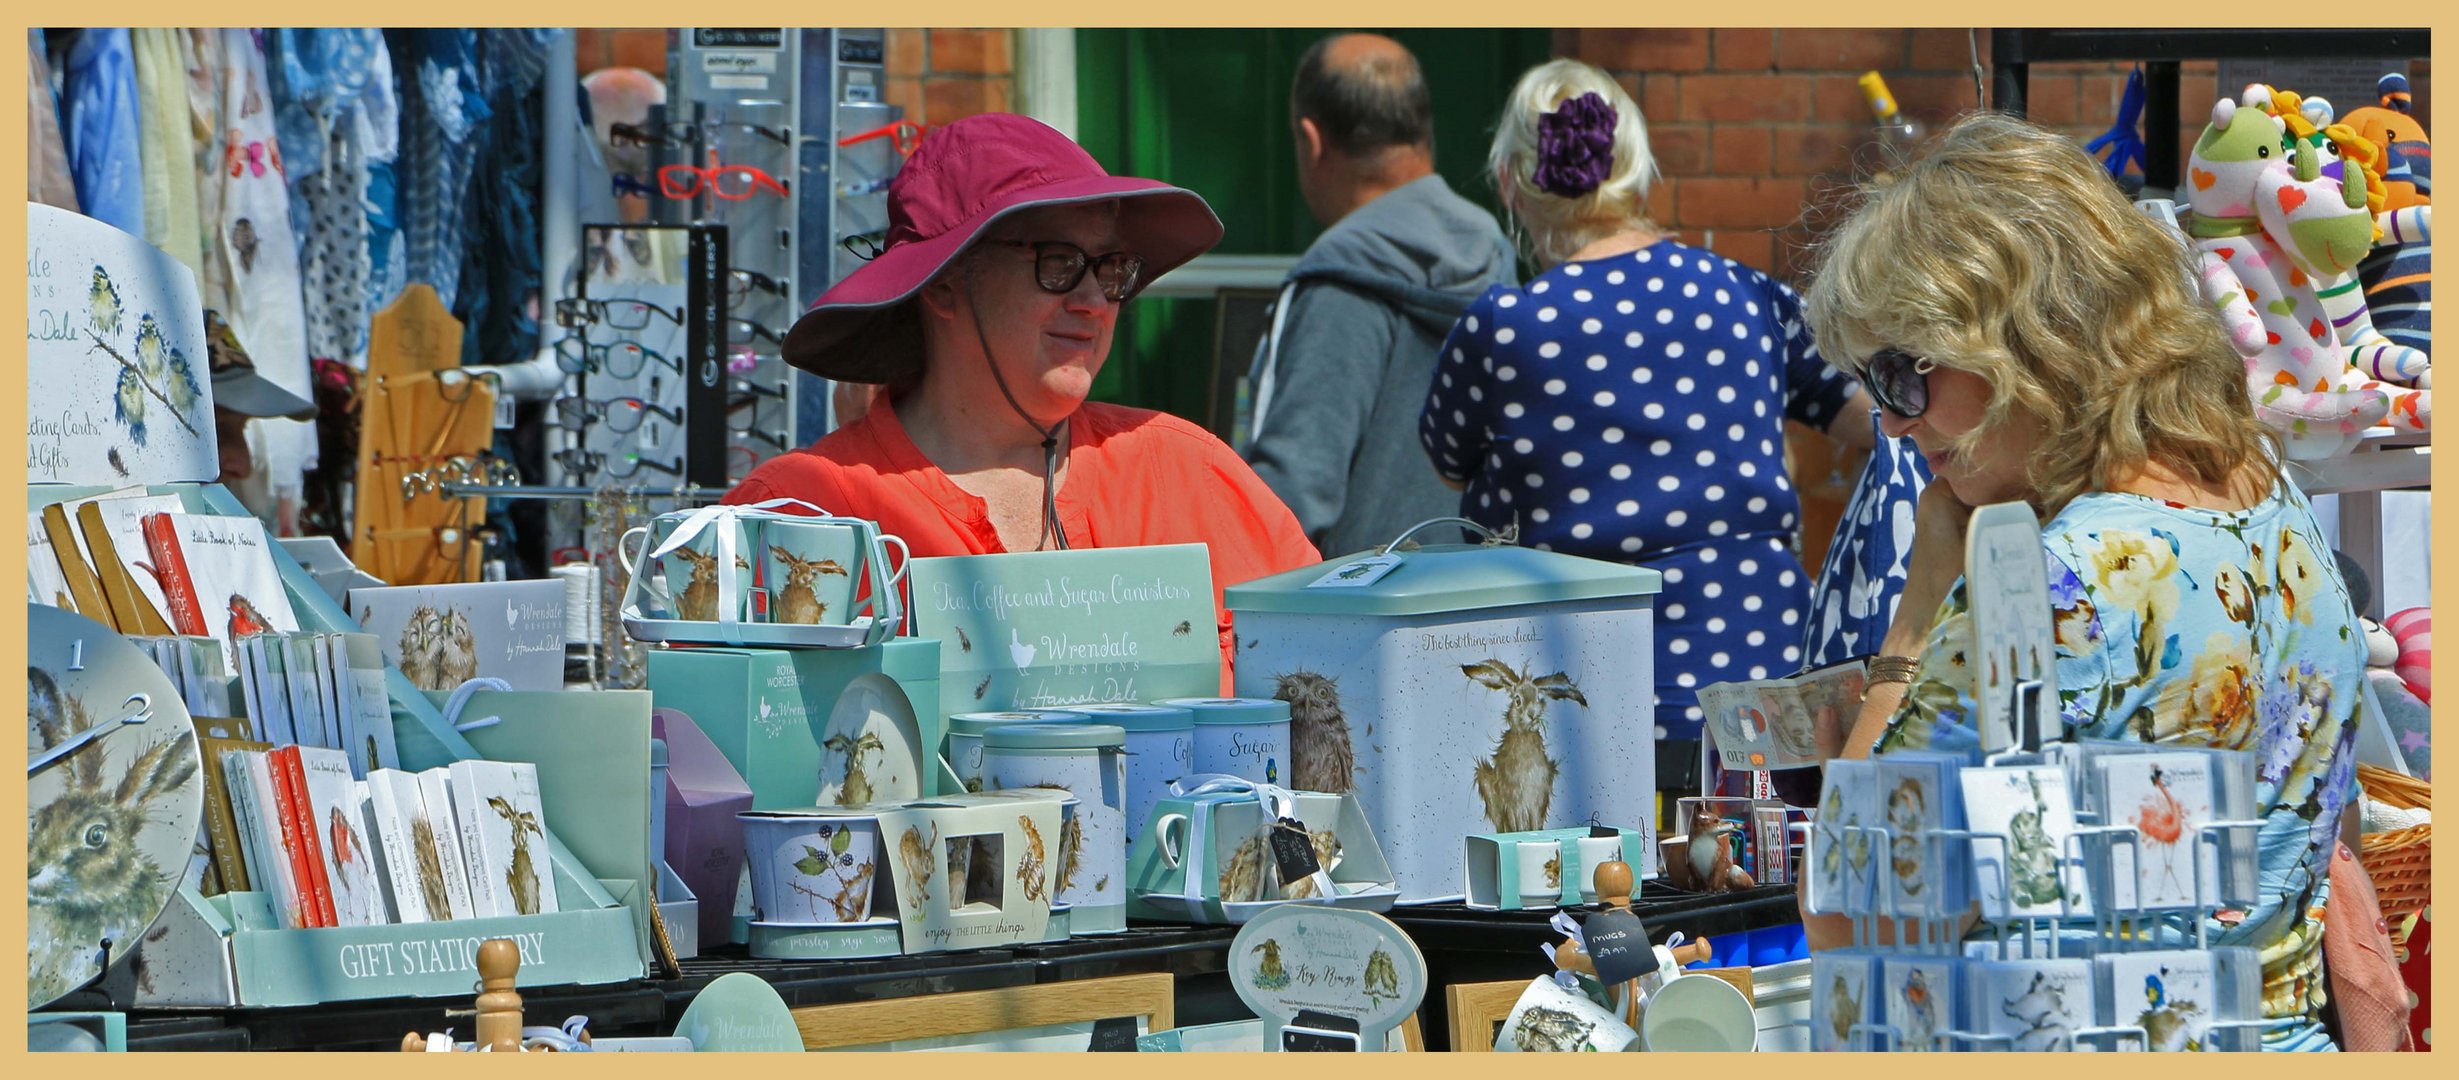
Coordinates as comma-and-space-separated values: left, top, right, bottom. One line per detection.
447, 759, 560, 918
350, 579, 566, 692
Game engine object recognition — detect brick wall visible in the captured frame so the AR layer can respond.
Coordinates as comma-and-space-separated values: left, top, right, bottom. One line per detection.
571, 28, 1021, 130
885, 29, 1016, 126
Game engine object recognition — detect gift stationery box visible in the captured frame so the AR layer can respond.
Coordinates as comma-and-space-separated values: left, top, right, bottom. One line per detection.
646, 637, 943, 808
1225, 528, 1662, 902
1462, 826, 1650, 910
110, 689, 655, 1008
1126, 782, 1399, 924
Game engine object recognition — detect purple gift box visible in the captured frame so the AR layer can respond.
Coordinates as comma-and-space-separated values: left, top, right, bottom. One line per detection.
653, 707, 754, 944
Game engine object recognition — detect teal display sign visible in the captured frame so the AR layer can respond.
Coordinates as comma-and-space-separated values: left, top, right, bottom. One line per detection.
908, 544, 1219, 716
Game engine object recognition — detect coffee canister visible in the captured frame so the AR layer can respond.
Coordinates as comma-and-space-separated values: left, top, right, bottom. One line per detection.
946, 711, 1083, 794
1158, 697, 1293, 786
981, 723, 1128, 934
1033, 702, 1193, 855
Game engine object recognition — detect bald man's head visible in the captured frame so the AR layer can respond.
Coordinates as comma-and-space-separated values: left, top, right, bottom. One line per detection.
1292, 33, 1434, 160
584, 66, 667, 188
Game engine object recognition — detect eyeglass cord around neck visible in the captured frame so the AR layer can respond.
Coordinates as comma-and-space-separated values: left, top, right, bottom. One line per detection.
965, 272, 1071, 552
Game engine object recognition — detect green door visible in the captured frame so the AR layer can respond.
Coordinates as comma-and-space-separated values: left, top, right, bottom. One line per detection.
1075, 29, 1554, 430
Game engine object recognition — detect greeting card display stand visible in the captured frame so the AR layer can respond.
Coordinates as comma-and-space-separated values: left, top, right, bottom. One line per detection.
1809, 738, 2271, 1052
49, 482, 654, 1009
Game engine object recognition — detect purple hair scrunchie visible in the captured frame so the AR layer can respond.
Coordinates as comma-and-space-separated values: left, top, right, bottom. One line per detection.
1534, 91, 1619, 198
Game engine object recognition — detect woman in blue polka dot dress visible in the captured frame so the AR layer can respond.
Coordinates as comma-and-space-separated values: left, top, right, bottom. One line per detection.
1422, 60, 1875, 744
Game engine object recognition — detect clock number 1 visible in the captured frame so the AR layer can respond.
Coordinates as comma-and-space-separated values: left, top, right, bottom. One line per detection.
67, 638, 85, 671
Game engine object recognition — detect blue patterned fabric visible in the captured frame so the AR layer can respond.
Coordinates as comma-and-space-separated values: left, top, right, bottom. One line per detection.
453, 29, 558, 364
1799, 410, 1936, 670
385, 29, 486, 309
62, 28, 143, 236
1421, 241, 1861, 741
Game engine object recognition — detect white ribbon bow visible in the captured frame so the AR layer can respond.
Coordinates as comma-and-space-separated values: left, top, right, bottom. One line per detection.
1165, 774, 1334, 901
646, 497, 831, 642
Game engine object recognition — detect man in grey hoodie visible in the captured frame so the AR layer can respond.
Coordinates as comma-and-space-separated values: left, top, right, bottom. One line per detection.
1245, 33, 1518, 559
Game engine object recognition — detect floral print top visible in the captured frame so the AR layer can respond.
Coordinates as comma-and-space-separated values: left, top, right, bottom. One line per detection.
1875, 481, 2365, 1040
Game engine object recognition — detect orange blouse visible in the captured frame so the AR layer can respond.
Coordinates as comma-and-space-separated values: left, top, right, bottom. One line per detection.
725, 397, 1321, 690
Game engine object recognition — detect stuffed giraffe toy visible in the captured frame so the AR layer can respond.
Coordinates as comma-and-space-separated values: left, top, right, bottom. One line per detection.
2187, 84, 2391, 456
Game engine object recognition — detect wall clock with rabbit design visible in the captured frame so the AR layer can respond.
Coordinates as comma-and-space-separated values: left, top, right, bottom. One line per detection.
26, 604, 204, 1009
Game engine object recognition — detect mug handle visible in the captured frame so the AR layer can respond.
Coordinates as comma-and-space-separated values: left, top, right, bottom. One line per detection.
617, 525, 651, 578
879, 533, 912, 590
1155, 813, 1189, 869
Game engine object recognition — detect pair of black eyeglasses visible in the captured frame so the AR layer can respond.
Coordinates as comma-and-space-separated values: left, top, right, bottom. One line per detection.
988, 240, 1147, 303
556, 297, 685, 331
610, 120, 791, 148
1864, 348, 1939, 419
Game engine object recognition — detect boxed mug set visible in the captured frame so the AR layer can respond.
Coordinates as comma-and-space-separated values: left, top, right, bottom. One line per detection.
620, 500, 911, 650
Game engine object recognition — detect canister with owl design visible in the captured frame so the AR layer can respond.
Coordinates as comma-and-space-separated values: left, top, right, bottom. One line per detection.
1224, 532, 1660, 903
981, 724, 1128, 934
944, 711, 1081, 794
1159, 697, 1292, 786
1031, 702, 1193, 855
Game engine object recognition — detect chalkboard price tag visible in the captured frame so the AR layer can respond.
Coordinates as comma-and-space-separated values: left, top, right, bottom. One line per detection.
1580, 908, 1658, 987
1269, 816, 1321, 883
1088, 1015, 1140, 1051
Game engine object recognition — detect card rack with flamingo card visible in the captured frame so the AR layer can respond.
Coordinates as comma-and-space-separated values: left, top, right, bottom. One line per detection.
2092, 751, 2216, 911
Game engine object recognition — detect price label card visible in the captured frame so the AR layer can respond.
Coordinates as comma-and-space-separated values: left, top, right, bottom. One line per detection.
1269, 816, 1322, 882
1580, 907, 1658, 987
1088, 1015, 1140, 1052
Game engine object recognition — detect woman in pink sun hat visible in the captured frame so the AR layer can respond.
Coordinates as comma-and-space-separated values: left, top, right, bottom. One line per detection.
726, 113, 1318, 687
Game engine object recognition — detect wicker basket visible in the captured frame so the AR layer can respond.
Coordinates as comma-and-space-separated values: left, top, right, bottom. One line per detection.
2357, 765, 2430, 930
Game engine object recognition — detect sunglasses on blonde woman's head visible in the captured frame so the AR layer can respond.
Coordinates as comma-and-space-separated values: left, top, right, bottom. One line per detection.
1865, 348, 1939, 420
986, 240, 1146, 302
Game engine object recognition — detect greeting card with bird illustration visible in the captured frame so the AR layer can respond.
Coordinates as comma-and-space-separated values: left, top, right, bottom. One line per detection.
28, 204, 218, 485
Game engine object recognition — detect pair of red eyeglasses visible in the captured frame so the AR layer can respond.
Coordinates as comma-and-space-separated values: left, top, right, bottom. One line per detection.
658, 162, 791, 201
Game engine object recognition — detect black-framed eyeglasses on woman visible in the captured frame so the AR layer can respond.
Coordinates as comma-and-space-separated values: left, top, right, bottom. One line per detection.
1864, 348, 1939, 420
555, 297, 685, 331
986, 240, 1146, 303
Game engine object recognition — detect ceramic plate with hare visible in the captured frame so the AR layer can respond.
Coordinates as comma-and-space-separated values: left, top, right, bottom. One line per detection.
25, 606, 205, 1009
815, 673, 924, 807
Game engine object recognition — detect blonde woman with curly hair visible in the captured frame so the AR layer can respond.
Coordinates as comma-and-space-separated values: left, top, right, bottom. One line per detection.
1804, 112, 2364, 1052
1421, 58, 1875, 753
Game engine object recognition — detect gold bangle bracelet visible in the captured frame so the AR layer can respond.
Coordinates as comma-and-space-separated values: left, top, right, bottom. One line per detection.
1866, 654, 1920, 683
